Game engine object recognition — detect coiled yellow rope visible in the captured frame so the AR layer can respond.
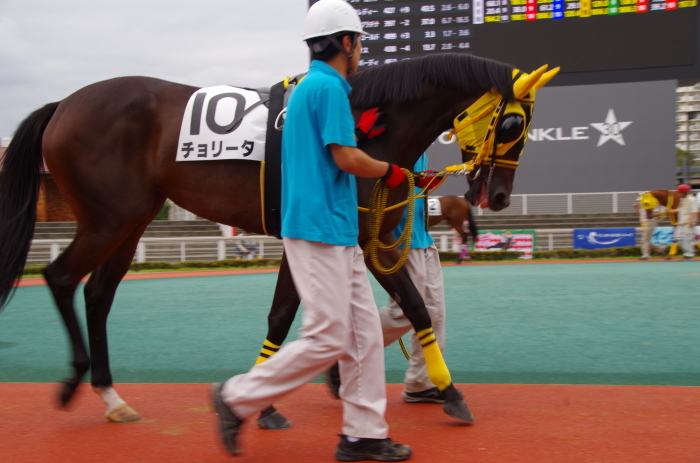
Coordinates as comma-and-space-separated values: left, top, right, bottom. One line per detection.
398, 337, 411, 360
363, 168, 416, 275
361, 168, 457, 275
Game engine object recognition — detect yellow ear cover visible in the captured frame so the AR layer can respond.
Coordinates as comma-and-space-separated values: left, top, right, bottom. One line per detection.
255, 339, 281, 366
416, 328, 452, 391
639, 192, 660, 210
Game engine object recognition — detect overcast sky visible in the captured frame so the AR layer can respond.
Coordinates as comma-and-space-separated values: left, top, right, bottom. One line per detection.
0, 0, 310, 136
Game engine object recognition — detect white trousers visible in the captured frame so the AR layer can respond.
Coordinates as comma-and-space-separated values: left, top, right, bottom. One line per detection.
221, 238, 388, 439
378, 245, 446, 393
676, 225, 696, 258
640, 221, 656, 258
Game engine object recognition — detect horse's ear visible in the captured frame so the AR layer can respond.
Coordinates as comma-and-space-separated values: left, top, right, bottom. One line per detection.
514, 65, 548, 99
533, 67, 560, 92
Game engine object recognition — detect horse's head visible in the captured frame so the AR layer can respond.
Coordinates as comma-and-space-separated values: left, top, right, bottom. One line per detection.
457, 66, 560, 211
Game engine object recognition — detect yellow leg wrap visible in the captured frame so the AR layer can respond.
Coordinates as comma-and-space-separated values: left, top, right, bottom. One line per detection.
668, 243, 679, 257
255, 339, 281, 366
416, 328, 451, 391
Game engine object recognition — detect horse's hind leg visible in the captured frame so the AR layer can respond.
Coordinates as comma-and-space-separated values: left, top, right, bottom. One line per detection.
256, 252, 297, 430
43, 226, 134, 408
84, 214, 160, 422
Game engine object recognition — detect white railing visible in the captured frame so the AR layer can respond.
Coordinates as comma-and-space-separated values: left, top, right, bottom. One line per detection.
166, 191, 640, 221
26, 228, 641, 266
474, 191, 639, 216
27, 236, 285, 266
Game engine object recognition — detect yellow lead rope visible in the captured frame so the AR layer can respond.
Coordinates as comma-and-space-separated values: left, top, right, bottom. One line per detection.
360, 166, 462, 274
363, 168, 416, 275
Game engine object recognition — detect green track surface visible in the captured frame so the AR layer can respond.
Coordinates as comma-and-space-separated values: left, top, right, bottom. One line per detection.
1, 261, 699, 385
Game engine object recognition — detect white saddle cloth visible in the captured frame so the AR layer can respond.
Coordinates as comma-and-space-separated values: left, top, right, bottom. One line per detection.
176, 85, 267, 162
427, 197, 442, 217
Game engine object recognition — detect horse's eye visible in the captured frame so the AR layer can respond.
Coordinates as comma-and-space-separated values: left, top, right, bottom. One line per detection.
497, 114, 524, 144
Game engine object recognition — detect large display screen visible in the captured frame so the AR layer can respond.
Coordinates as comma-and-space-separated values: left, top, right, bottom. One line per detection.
335, 0, 697, 75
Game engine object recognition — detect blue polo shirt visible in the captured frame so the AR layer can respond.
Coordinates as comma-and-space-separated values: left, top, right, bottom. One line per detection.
281, 60, 359, 246
391, 154, 435, 249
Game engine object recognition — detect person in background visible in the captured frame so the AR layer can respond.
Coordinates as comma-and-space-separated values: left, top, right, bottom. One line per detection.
378, 155, 472, 419
456, 244, 470, 265
668, 184, 698, 260
633, 194, 660, 260
209, 1, 412, 461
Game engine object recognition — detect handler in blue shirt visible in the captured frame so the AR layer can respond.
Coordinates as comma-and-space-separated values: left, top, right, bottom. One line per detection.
210, 1, 411, 461
379, 154, 450, 405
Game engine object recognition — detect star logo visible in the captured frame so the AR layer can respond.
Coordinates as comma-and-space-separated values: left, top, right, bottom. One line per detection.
589, 109, 632, 147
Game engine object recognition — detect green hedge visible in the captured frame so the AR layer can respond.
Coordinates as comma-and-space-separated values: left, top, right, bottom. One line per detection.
21, 246, 667, 275
532, 246, 665, 259
439, 251, 524, 261
129, 259, 282, 271
23, 266, 46, 275
23, 259, 283, 275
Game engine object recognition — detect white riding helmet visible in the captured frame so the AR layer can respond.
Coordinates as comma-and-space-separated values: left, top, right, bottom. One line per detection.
302, 0, 368, 41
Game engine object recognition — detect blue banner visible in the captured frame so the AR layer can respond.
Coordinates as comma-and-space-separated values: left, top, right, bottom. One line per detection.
573, 228, 636, 250
651, 227, 674, 246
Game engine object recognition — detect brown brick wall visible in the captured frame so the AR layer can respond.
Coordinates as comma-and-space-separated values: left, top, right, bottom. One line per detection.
36, 176, 75, 222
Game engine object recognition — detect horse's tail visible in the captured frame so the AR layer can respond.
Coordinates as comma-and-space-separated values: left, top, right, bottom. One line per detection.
0, 102, 60, 310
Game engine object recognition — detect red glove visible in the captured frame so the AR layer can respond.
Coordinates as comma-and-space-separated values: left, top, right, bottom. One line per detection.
381, 163, 406, 189
355, 108, 386, 142
416, 170, 439, 189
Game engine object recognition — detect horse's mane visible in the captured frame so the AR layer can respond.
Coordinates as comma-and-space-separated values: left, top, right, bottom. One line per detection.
348, 53, 515, 108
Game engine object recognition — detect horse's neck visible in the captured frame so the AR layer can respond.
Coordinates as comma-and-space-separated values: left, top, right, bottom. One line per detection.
386, 88, 472, 169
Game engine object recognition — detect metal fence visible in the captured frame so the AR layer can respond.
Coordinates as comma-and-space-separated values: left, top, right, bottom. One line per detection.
27, 236, 286, 266
27, 228, 642, 266
475, 191, 639, 216
167, 192, 642, 221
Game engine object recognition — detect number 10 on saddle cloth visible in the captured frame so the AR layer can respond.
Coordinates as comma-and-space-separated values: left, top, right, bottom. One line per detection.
176, 85, 268, 162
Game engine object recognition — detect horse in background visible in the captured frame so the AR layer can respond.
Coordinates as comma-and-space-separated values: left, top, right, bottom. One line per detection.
639, 189, 682, 225
428, 195, 478, 247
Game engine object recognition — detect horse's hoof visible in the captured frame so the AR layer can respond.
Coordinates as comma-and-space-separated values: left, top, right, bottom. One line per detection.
441, 384, 474, 424
442, 399, 474, 423
257, 407, 292, 430
106, 403, 141, 423
58, 379, 79, 408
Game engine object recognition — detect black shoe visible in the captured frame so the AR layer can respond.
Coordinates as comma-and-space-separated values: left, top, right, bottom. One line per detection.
683, 256, 693, 261
210, 382, 244, 456
402, 387, 446, 404
335, 435, 412, 462
257, 405, 292, 430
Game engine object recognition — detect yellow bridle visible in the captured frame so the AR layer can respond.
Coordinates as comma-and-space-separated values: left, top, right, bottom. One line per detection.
639, 191, 678, 226
444, 66, 558, 174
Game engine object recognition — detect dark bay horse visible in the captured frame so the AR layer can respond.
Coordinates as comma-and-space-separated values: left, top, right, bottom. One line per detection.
0, 53, 554, 424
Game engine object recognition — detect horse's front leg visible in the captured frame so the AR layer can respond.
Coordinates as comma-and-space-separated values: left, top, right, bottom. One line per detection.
255, 251, 297, 430
365, 242, 474, 423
